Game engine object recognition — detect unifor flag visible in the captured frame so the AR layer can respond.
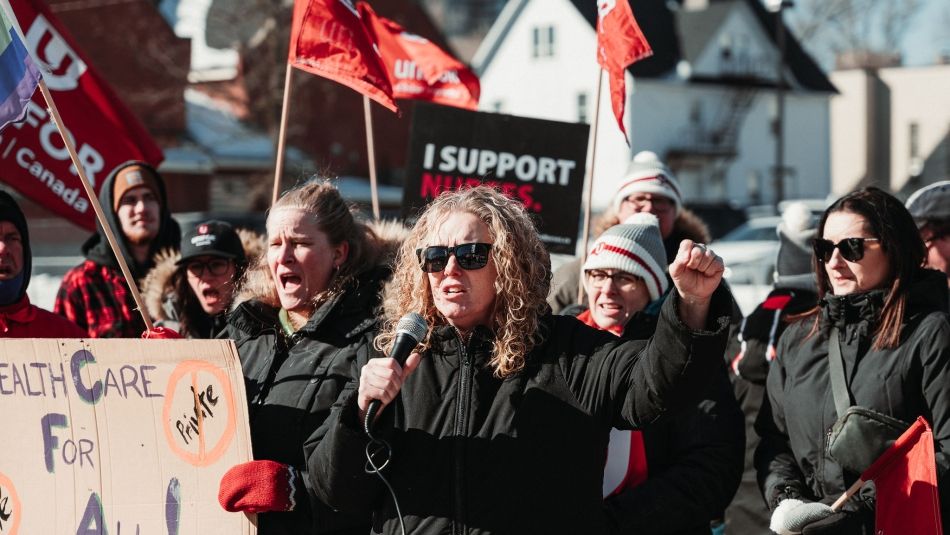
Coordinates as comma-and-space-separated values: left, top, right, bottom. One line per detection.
289, 0, 397, 112
860, 417, 943, 535
596, 0, 652, 140
0, 1, 40, 131
1, 0, 163, 231
358, 1, 480, 110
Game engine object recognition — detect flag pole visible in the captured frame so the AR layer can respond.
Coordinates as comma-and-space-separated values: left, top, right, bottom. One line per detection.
830, 478, 865, 511
37, 80, 154, 331
363, 95, 380, 221
272, 64, 295, 206
576, 68, 605, 305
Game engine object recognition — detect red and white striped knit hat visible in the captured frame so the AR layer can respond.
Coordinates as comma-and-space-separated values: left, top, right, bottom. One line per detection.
583, 213, 669, 301
611, 151, 683, 215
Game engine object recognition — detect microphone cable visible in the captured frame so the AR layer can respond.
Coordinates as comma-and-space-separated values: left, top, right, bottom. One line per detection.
364, 406, 407, 535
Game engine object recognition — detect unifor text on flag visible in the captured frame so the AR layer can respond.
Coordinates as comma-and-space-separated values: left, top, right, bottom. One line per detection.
596, 0, 652, 140
358, 1, 480, 110
0, 0, 162, 230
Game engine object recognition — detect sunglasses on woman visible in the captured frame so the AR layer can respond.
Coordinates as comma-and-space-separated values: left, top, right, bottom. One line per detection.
813, 237, 880, 263
416, 243, 492, 273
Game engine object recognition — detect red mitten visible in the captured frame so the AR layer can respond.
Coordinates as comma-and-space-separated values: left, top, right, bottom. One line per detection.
218, 460, 299, 513
142, 327, 183, 339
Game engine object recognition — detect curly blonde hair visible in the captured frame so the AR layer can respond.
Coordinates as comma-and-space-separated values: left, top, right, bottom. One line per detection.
376, 187, 551, 378
236, 179, 379, 309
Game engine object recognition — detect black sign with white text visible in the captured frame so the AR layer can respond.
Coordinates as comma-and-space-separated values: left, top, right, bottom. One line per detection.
403, 103, 589, 254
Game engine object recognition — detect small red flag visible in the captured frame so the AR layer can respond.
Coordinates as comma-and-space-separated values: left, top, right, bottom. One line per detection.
3, 0, 163, 230
861, 417, 943, 535
358, 2, 480, 110
596, 0, 652, 140
289, 0, 397, 112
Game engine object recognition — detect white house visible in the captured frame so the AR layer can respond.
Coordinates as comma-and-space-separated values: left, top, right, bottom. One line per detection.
473, 0, 836, 211
830, 63, 950, 196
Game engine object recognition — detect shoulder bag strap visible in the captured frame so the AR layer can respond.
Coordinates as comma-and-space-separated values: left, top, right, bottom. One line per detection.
827, 326, 853, 417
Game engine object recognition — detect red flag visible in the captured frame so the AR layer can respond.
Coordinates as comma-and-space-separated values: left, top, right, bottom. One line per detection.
861, 417, 943, 535
596, 0, 652, 140
2, 0, 163, 231
289, 0, 397, 112
358, 2, 480, 110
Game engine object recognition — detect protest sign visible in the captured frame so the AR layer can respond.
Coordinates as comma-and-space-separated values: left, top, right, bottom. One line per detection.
403, 103, 589, 254
0, 339, 254, 535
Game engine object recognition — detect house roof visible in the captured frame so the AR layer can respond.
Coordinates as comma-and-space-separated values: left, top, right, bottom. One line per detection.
476, 0, 835, 92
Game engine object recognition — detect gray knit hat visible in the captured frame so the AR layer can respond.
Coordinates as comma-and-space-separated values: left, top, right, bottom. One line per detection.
776, 202, 815, 277
905, 180, 950, 226
583, 212, 669, 300
612, 151, 683, 215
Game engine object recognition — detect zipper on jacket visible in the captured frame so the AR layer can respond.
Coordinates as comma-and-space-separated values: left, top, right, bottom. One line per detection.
452, 331, 473, 535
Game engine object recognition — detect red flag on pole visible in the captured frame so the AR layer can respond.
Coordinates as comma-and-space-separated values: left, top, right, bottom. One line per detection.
2, 0, 163, 231
861, 417, 943, 535
358, 2, 480, 110
595, 0, 652, 140
289, 0, 397, 112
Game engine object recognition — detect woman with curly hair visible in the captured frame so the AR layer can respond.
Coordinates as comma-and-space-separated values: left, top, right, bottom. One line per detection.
215, 180, 400, 535
309, 186, 736, 534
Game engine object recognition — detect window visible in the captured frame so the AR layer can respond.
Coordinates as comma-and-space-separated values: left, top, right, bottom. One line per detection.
909, 122, 919, 158
577, 93, 588, 123
531, 25, 556, 58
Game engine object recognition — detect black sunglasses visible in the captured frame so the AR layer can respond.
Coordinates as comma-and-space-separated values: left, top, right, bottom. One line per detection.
416, 243, 492, 273
813, 237, 880, 263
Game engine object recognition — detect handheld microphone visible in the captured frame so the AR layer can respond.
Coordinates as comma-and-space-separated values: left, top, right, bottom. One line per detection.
365, 313, 428, 429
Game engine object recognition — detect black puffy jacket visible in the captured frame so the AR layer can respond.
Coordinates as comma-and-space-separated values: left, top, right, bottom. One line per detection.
755, 269, 950, 534
309, 286, 733, 534
603, 312, 745, 535
225, 269, 387, 535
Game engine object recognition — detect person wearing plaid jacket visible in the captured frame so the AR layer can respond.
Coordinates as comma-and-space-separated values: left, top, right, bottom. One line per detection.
55, 161, 180, 338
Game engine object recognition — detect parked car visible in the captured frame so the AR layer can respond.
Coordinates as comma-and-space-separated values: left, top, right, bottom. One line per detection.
710, 216, 781, 285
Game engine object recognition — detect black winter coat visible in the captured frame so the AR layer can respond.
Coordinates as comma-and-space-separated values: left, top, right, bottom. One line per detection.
226, 269, 386, 535
310, 286, 733, 534
603, 312, 745, 535
755, 269, 950, 534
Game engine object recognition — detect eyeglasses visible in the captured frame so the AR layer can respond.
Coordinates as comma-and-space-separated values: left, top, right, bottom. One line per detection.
813, 237, 880, 263
185, 258, 232, 277
586, 269, 640, 291
623, 194, 674, 213
416, 243, 492, 273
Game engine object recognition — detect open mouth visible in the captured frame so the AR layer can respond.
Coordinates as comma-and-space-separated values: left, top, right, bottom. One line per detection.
279, 273, 302, 289
202, 288, 221, 302
0, 265, 12, 276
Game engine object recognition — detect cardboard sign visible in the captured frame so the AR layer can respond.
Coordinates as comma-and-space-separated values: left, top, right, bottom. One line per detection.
0, 339, 254, 535
403, 104, 589, 254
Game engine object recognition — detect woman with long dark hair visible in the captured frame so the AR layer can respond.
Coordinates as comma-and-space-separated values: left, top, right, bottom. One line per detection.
756, 187, 950, 534
143, 220, 254, 338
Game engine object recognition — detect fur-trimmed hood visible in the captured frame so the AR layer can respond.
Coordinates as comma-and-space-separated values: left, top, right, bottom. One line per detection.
141, 228, 264, 322
232, 218, 410, 310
